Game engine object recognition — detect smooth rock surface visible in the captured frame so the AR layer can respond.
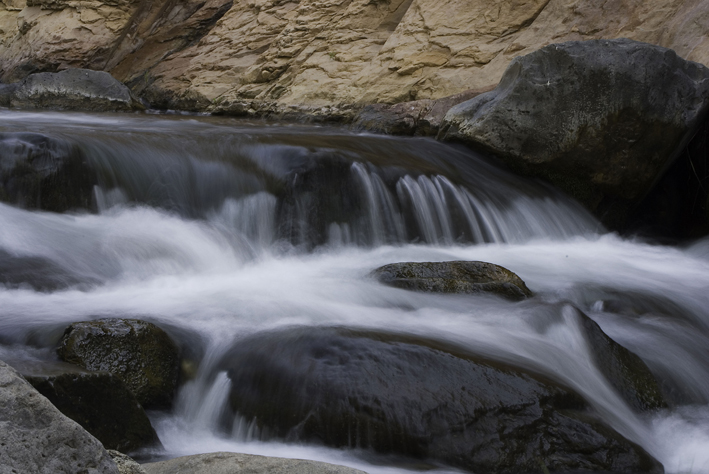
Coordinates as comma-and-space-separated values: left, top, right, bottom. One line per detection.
371, 260, 533, 301
0, 359, 119, 474
15, 358, 160, 453
57, 318, 180, 408
142, 452, 367, 474
442, 39, 709, 227
9, 68, 142, 111
219, 327, 662, 474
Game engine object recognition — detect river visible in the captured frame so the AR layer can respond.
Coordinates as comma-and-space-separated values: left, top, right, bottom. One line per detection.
1, 110, 708, 473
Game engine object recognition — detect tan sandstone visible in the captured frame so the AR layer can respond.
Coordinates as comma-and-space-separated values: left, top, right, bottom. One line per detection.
2, 0, 709, 109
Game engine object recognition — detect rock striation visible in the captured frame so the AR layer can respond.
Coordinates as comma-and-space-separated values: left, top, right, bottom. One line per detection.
0, 359, 119, 474
441, 39, 709, 227
3, 0, 709, 112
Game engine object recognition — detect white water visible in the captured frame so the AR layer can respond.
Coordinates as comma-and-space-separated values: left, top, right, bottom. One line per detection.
1, 112, 709, 473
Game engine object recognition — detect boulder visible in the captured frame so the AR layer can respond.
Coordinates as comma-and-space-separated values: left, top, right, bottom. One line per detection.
371, 261, 533, 301
8, 69, 143, 111
527, 303, 666, 412
108, 450, 147, 474
57, 318, 180, 408
441, 39, 709, 228
14, 358, 160, 453
0, 359, 119, 474
142, 452, 367, 474
219, 327, 662, 474
0, 132, 97, 212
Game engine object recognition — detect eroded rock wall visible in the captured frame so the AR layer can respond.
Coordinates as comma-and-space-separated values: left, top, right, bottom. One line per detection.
2, 0, 709, 109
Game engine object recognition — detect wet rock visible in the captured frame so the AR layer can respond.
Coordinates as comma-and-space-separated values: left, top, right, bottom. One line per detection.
371, 260, 533, 301
0, 359, 119, 474
142, 452, 367, 474
0, 248, 97, 291
15, 358, 160, 453
220, 327, 662, 474
108, 450, 147, 474
527, 303, 666, 412
354, 88, 492, 136
9, 68, 143, 112
57, 318, 180, 409
0, 132, 97, 212
0, 82, 18, 107
441, 39, 709, 229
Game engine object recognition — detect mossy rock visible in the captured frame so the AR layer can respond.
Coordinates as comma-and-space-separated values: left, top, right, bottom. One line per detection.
57, 319, 180, 409
371, 260, 533, 301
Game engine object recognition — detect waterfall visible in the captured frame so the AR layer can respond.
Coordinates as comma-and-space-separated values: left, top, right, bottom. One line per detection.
1, 111, 708, 474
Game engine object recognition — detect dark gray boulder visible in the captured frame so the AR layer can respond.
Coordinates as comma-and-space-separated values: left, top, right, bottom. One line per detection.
219, 327, 663, 474
13, 358, 160, 453
57, 318, 180, 408
0, 359, 120, 474
525, 303, 666, 412
142, 452, 367, 474
441, 39, 709, 228
0, 132, 97, 212
8, 68, 143, 112
371, 260, 533, 301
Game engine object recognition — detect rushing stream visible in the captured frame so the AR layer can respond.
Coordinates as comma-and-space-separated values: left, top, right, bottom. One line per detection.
1, 111, 709, 473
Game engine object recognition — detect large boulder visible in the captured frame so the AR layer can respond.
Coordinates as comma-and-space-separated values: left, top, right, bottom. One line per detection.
441, 39, 709, 228
13, 359, 160, 453
218, 327, 662, 474
8, 69, 143, 111
371, 261, 533, 301
0, 359, 119, 474
57, 318, 181, 409
142, 452, 367, 474
0, 132, 97, 212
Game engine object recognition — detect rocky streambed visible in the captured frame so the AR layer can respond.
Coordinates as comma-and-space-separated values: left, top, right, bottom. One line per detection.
1, 37, 709, 474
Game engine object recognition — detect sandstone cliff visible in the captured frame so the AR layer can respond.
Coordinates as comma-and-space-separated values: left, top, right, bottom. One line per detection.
2, 0, 709, 110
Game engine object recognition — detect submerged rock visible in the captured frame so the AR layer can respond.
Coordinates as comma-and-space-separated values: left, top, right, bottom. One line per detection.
441, 39, 709, 229
0, 359, 119, 474
371, 260, 533, 301
219, 327, 662, 474
0, 132, 97, 212
57, 318, 180, 408
8, 68, 143, 111
15, 359, 160, 453
0, 248, 97, 291
142, 452, 367, 474
526, 303, 666, 412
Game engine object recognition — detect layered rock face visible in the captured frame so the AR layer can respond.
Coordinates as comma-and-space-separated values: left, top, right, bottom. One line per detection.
2, 0, 709, 110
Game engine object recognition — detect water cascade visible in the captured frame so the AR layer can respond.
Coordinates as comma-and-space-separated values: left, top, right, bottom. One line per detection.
1, 111, 708, 473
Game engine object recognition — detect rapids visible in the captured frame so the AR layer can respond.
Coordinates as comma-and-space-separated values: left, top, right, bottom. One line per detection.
1, 111, 708, 473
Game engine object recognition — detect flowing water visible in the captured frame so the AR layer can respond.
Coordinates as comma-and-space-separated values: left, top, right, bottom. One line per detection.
1, 110, 709, 473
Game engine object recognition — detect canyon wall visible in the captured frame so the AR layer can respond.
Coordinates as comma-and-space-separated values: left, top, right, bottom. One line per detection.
2, 0, 709, 110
